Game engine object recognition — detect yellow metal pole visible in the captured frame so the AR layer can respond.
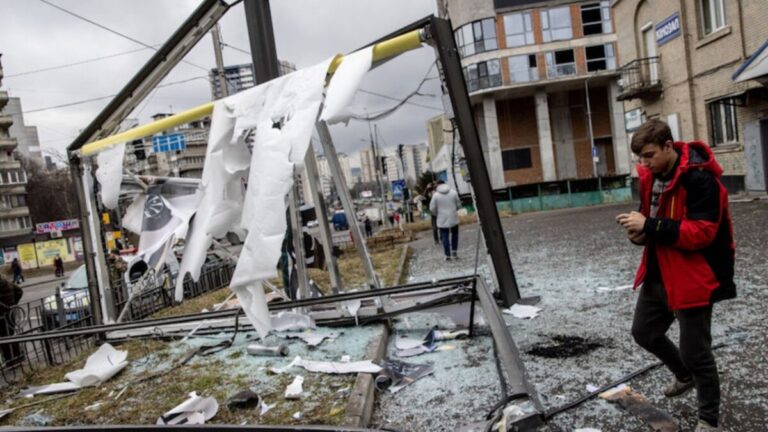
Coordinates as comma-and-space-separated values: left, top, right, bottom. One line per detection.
80, 29, 425, 157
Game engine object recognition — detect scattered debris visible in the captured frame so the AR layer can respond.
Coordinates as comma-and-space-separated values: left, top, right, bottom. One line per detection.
66, 343, 129, 387
527, 335, 603, 358
292, 411, 301, 420
502, 304, 542, 319
260, 401, 274, 416
0, 393, 76, 420
271, 312, 315, 332
19, 382, 81, 397
282, 331, 337, 347
375, 359, 435, 393
227, 390, 262, 410
270, 356, 382, 375
285, 376, 304, 399
246, 343, 289, 357
19, 410, 53, 427
596, 284, 632, 292
157, 391, 219, 425
394, 327, 465, 358
598, 385, 678, 432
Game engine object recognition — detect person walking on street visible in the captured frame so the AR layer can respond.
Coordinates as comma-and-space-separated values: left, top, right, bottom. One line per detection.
616, 119, 735, 432
54, 255, 64, 277
10, 258, 23, 285
424, 182, 440, 245
364, 217, 373, 238
429, 180, 461, 260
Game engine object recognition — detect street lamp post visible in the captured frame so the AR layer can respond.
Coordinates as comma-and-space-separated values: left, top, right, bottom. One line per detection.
585, 75, 598, 179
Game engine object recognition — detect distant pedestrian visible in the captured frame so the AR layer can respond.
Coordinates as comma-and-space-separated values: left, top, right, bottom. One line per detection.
616, 119, 735, 432
424, 182, 439, 244
393, 211, 400, 228
54, 255, 64, 277
10, 259, 23, 285
364, 217, 373, 238
429, 180, 461, 260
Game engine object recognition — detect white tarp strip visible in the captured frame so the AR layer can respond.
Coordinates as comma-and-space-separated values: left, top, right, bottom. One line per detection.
157, 391, 218, 425
65, 343, 128, 387
271, 356, 382, 375
95, 142, 126, 209
284, 375, 304, 399
320, 47, 373, 125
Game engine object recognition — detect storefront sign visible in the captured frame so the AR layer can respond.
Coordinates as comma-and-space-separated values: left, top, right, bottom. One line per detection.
36, 219, 80, 234
656, 12, 681, 46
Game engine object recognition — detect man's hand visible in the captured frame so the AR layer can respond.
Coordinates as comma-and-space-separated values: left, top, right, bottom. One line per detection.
628, 230, 647, 245
616, 211, 647, 235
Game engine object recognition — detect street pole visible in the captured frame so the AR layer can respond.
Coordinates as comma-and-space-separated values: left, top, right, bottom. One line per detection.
370, 123, 389, 228
585, 76, 598, 178
210, 23, 229, 99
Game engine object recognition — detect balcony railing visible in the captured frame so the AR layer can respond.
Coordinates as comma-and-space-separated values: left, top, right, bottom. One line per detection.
617, 57, 663, 101
0, 137, 17, 150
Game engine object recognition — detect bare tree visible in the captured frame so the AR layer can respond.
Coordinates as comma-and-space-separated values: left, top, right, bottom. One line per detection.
17, 154, 79, 224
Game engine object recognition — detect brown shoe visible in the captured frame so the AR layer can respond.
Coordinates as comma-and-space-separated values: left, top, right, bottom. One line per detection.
663, 377, 694, 397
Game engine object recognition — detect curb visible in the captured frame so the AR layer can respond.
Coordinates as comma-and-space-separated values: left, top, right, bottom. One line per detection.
391, 244, 411, 286
342, 323, 390, 428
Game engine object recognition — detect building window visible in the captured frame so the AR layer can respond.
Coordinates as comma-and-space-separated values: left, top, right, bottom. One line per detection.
545, 49, 576, 78
503, 12, 534, 48
541, 6, 572, 43
585, 44, 616, 72
507, 54, 539, 83
581, 1, 612, 36
502, 148, 533, 170
464, 59, 502, 92
709, 100, 738, 145
700, 0, 726, 35
454, 18, 498, 58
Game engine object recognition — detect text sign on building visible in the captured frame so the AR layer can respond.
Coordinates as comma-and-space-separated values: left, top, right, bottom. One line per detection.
391, 179, 405, 198
152, 133, 186, 153
625, 109, 643, 132
655, 12, 681, 46
36, 219, 80, 234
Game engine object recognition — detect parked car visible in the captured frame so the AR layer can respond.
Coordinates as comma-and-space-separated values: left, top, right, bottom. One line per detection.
42, 264, 91, 330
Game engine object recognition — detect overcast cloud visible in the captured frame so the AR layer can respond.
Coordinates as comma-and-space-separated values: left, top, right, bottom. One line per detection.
0, 0, 442, 165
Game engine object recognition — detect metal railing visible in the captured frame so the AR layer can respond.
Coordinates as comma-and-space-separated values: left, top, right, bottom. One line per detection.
0, 260, 234, 382
617, 56, 662, 100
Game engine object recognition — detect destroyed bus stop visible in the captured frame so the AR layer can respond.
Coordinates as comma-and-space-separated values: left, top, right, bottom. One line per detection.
0, 4, 663, 431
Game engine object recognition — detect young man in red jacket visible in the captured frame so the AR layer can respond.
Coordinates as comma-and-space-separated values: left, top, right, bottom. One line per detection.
616, 119, 735, 431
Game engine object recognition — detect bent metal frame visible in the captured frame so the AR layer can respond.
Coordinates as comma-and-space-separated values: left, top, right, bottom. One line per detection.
1, 2, 544, 430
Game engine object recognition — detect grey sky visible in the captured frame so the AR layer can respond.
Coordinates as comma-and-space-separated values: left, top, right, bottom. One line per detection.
0, 0, 442, 165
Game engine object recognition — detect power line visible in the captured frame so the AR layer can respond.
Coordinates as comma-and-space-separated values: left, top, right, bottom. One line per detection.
22, 76, 208, 114
38, 0, 209, 72
4, 46, 155, 78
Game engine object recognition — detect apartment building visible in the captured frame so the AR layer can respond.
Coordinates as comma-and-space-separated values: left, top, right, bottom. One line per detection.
439, 0, 631, 191
0, 55, 33, 242
612, 0, 768, 193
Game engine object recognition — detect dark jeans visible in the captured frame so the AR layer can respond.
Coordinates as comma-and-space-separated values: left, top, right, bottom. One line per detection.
430, 215, 439, 244
439, 225, 459, 257
631, 281, 720, 426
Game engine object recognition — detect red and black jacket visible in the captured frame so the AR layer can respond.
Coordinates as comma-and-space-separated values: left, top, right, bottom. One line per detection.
633, 141, 736, 310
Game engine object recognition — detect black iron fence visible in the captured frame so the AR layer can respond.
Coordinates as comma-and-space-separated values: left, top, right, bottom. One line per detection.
0, 260, 234, 383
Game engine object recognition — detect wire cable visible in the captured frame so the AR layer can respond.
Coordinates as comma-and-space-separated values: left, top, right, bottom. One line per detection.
4, 47, 155, 79
38, 0, 210, 72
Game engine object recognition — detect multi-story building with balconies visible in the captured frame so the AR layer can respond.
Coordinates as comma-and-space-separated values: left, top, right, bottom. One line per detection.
438, 0, 632, 193
0, 54, 33, 241
612, 0, 768, 193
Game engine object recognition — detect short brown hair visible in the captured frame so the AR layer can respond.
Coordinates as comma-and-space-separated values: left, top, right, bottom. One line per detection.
630, 119, 674, 154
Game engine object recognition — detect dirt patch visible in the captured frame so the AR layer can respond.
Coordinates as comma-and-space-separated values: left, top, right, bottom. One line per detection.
527, 335, 604, 359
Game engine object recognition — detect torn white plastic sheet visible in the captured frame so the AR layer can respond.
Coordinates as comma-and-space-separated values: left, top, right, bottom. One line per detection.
95, 142, 126, 210
271, 311, 315, 332
320, 46, 373, 125
283, 331, 337, 347
270, 356, 382, 375
395, 336, 425, 351
503, 304, 542, 319
375, 359, 435, 393
176, 57, 334, 339
137, 183, 198, 272
157, 391, 218, 425
65, 343, 128, 387
284, 375, 304, 399
19, 382, 81, 397
341, 298, 362, 320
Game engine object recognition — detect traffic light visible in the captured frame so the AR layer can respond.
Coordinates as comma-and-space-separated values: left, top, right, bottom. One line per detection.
380, 156, 388, 176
